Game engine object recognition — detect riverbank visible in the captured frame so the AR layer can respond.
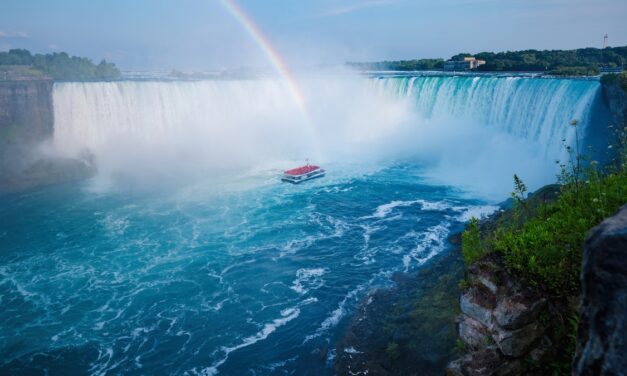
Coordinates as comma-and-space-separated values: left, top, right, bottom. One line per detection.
334, 241, 465, 375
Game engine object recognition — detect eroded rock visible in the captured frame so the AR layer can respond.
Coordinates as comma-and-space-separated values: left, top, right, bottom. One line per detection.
459, 315, 490, 348
460, 285, 495, 327
575, 205, 627, 376
493, 293, 545, 330
490, 321, 544, 357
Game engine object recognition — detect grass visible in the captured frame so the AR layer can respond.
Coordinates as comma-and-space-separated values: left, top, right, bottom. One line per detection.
463, 122, 627, 297
460, 121, 627, 375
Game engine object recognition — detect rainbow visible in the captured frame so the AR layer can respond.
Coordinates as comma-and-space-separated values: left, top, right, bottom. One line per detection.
218, 0, 314, 129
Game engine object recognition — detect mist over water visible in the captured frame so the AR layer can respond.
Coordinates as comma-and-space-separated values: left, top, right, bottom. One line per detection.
1, 72, 607, 375
52, 73, 600, 197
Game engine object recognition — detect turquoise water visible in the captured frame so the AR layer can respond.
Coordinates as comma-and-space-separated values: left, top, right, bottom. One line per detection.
0, 165, 494, 375
1, 74, 608, 374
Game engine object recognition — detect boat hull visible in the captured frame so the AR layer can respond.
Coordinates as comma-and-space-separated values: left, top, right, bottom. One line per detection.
281, 171, 326, 184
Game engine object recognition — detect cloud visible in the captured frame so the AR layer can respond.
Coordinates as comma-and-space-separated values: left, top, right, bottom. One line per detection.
48, 43, 60, 50
319, 0, 400, 17
0, 31, 29, 39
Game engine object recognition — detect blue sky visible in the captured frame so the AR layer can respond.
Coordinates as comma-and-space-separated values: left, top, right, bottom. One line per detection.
1, 0, 626, 70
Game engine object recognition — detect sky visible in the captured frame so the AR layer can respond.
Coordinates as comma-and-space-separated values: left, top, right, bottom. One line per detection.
1, 0, 627, 71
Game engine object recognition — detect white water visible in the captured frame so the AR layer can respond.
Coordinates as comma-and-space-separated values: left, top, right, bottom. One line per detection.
52, 74, 602, 197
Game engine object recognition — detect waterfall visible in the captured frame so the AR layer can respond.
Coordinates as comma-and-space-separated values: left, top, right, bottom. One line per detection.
370, 75, 600, 155
51, 75, 604, 195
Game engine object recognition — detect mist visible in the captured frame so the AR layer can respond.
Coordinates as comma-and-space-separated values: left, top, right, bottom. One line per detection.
48, 71, 593, 198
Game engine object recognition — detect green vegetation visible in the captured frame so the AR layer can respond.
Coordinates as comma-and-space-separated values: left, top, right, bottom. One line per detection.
475, 47, 627, 74
461, 218, 483, 264
463, 123, 626, 296
460, 122, 626, 374
350, 46, 627, 76
0, 49, 121, 81
347, 58, 444, 71
601, 71, 627, 92
385, 342, 401, 360
550, 65, 600, 76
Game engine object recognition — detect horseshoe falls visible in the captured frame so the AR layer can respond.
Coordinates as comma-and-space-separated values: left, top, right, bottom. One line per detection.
0, 74, 608, 375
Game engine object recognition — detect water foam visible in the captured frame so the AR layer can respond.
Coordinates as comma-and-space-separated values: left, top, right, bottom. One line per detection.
51, 74, 602, 196
290, 268, 327, 294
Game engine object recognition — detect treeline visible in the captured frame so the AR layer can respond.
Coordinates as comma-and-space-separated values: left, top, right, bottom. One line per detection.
474, 46, 627, 75
0, 49, 121, 81
349, 46, 627, 76
347, 58, 444, 71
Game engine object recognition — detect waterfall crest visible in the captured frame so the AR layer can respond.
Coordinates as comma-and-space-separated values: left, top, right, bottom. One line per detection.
52, 75, 603, 195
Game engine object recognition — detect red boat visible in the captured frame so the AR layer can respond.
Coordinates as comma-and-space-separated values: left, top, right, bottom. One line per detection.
281, 164, 325, 184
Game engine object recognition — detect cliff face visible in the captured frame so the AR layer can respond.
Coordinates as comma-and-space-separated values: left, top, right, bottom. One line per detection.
446, 254, 553, 376
574, 205, 627, 376
447, 205, 627, 376
0, 77, 55, 190
602, 82, 627, 130
0, 78, 54, 143
0, 76, 94, 193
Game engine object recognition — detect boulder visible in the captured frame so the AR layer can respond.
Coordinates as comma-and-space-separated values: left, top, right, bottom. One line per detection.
459, 315, 490, 348
460, 285, 495, 327
445, 346, 523, 376
575, 205, 627, 376
467, 257, 503, 295
528, 336, 554, 365
491, 321, 544, 357
493, 293, 546, 330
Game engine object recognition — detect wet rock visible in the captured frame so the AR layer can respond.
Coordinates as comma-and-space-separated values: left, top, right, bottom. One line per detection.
575, 205, 627, 376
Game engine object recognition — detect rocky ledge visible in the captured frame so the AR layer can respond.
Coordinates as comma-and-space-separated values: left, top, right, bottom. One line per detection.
448, 205, 627, 376
446, 253, 552, 376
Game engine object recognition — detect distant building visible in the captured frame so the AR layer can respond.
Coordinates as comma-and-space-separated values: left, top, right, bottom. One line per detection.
443, 57, 486, 71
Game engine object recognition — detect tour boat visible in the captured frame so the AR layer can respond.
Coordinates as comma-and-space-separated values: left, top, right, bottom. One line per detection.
281, 164, 325, 184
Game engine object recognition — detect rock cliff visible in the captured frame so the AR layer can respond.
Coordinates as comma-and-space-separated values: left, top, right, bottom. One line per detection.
0, 74, 93, 192
602, 81, 627, 130
446, 254, 552, 376
574, 205, 627, 376
0, 76, 54, 143
448, 205, 627, 376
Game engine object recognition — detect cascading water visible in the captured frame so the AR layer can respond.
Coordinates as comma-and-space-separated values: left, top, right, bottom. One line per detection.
1, 73, 608, 375
373, 75, 598, 148
52, 74, 603, 195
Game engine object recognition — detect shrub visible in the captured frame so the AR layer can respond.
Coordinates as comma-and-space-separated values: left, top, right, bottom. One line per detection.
461, 218, 484, 264
386, 342, 401, 360
490, 125, 627, 295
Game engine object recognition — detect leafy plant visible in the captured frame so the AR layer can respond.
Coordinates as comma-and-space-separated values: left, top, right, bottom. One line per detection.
461, 217, 484, 264
386, 341, 401, 361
